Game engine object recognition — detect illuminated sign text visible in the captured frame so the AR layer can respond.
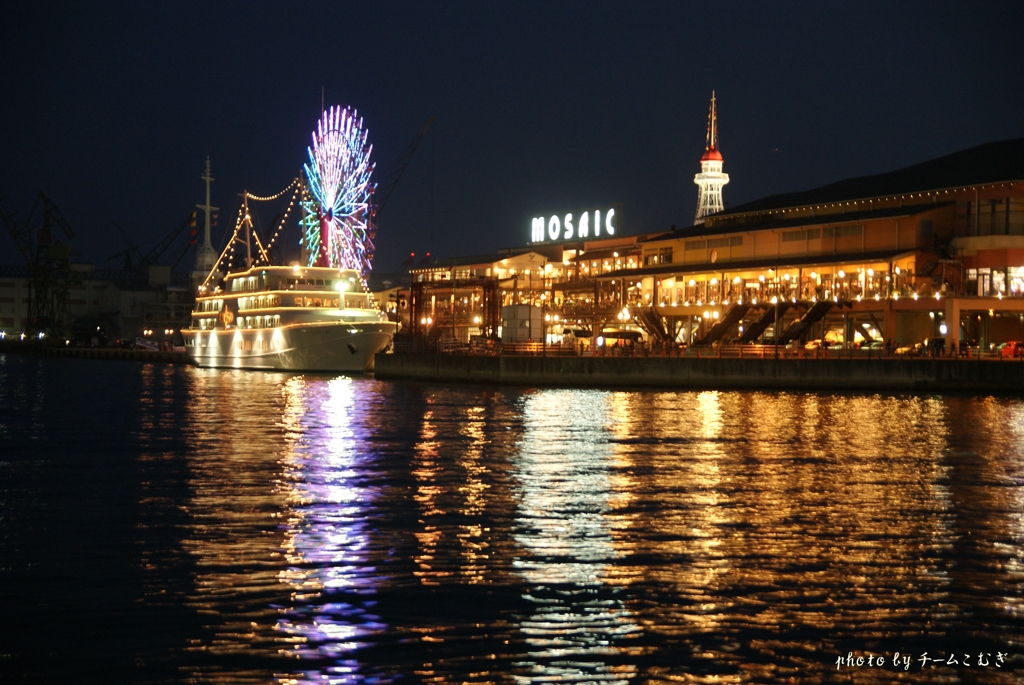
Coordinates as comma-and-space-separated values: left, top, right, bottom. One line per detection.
531, 207, 617, 243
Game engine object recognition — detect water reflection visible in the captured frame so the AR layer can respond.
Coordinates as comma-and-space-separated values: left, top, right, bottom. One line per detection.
179, 370, 392, 683
275, 376, 387, 680
598, 391, 1021, 681
53, 361, 1014, 684
512, 390, 640, 683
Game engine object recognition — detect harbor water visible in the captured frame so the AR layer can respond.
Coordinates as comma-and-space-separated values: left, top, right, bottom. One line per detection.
2, 353, 1023, 683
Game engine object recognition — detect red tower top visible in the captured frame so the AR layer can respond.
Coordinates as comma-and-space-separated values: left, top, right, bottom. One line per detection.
701, 91, 722, 162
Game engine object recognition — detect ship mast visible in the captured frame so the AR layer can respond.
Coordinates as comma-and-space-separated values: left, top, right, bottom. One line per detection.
195, 158, 219, 270
242, 192, 253, 268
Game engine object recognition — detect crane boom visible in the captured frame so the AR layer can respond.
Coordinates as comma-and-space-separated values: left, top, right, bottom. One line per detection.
0, 190, 32, 265
374, 116, 435, 220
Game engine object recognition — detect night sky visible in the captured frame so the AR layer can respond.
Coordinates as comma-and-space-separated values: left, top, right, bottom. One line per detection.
2, 1, 1022, 275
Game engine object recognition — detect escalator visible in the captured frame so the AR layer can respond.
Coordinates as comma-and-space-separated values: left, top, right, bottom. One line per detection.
736, 302, 792, 344
692, 303, 752, 346
635, 306, 671, 343
776, 300, 834, 345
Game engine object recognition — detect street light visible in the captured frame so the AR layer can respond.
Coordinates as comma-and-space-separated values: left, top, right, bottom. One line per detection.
771, 295, 779, 357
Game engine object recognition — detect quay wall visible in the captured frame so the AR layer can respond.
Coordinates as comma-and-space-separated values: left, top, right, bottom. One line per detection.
375, 353, 1024, 393
34, 346, 189, 364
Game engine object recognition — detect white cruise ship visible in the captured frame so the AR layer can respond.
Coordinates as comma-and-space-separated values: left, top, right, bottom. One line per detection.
183, 265, 396, 372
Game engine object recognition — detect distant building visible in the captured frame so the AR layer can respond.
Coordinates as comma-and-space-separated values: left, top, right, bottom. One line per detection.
0, 263, 192, 343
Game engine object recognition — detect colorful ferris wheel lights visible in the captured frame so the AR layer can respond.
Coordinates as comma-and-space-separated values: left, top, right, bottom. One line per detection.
300, 106, 376, 278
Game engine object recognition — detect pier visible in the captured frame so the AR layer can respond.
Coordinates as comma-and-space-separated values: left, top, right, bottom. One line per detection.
374, 350, 1024, 392
33, 345, 188, 364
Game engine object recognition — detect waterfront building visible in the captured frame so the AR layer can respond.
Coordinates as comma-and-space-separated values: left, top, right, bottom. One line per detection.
693, 91, 729, 224
404, 138, 1024, 352
618, 138, 1024, 350
405, 229, 654, 342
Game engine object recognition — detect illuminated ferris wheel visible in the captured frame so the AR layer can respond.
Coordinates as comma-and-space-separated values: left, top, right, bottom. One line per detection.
299, 106, 376, 278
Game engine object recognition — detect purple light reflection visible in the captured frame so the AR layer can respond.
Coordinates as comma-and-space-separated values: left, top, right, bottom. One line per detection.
275, 377, 388, 674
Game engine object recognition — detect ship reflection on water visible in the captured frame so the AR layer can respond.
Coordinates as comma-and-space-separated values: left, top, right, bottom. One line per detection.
79, 363, 1024, 682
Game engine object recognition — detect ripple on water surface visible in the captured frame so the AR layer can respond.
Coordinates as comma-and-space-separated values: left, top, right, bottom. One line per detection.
1, 355, 1023, 683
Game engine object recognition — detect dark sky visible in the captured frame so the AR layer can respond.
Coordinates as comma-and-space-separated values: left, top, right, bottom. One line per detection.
2, 1, 1022, 274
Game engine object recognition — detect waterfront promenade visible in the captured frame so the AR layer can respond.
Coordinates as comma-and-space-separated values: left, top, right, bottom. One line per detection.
375, 348, 1024, 392
6, 342, 1023, 392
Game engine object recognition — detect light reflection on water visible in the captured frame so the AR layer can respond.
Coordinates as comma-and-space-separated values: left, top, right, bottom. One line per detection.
2, 356, 1023, 684
512, 390, 639, 683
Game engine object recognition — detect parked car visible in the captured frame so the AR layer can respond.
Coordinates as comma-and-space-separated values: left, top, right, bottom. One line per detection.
957, 339, 978, 357
897, 337, 945, 356
804, 339, 833, 350
999, 340, 1024, 358
919, 337, 946, 356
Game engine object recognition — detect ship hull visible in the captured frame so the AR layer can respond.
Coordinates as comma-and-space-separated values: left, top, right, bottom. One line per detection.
183, 322, 395, 372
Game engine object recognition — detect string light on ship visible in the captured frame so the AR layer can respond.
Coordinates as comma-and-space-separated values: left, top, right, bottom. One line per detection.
259, 183, 303, 264
200, 205, 247, 290
244, 178, 300, 202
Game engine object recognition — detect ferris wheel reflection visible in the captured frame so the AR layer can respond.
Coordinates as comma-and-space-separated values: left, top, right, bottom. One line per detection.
274, 376, 387, 679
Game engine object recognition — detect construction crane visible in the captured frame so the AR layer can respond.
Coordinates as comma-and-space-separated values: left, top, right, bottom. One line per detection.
107, 221, 146, 269
0, 190, 76, 339
142, 214, 193, 266
373, 116, 435, 221
108, 214, 194, 271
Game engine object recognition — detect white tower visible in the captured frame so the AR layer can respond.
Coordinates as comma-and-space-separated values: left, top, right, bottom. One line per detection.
192, 157, 219, 285
693, 91, 729, 224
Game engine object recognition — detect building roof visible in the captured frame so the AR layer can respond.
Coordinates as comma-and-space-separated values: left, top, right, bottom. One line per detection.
0, 264, 29, 278
410, 250, 549, 272
701, 148, 723, 162
595, 247, 918, 281
572, 245, 641, 262
719, 137, 1024, 218
651, 202, 954, 242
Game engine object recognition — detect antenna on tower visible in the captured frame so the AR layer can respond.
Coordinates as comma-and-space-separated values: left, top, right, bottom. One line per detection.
706, 90, 717, 152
